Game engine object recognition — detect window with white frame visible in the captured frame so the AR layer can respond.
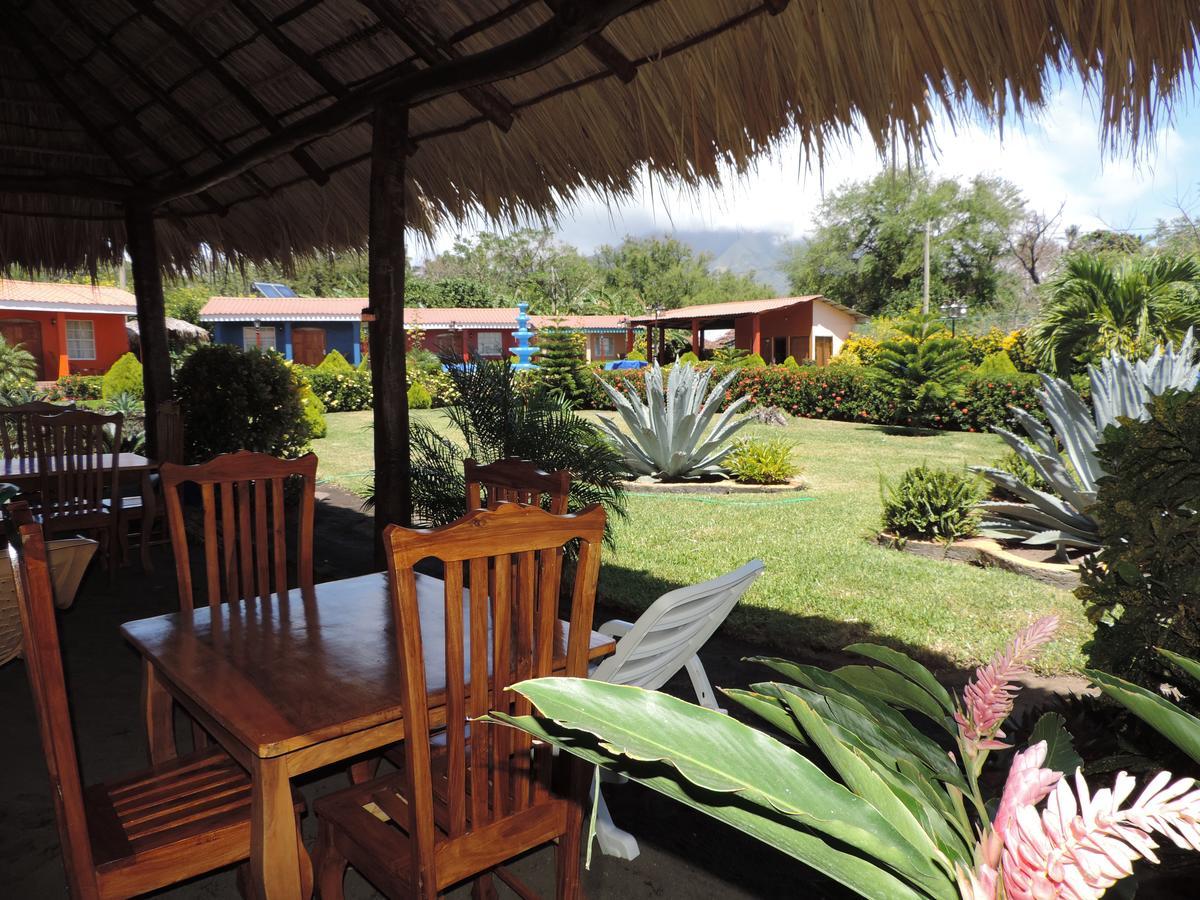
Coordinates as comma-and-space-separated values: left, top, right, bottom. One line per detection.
594, 334, 617, 360
242, 326, 277, 352
65, 320, 95, 359
476, 331, 503, 356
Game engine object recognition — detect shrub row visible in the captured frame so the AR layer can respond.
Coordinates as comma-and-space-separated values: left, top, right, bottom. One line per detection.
590, 365, 1050, 432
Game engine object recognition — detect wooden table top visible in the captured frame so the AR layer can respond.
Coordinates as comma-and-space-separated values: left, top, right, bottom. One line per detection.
0, 452, 156, 478
121, 572, 616, 759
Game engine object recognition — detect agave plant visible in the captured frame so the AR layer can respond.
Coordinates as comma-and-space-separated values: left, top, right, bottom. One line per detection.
971, 331, 1199, 553
594, 361, 751, 480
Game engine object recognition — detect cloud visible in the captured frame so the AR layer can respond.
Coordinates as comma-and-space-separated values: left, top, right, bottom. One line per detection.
414, 85, 1191, 260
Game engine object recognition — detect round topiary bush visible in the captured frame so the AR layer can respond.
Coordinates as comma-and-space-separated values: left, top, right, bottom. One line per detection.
176, 345, 312, 462
316, 349, 355, 373
407, 382, 432, 409
102, 352, 144, 400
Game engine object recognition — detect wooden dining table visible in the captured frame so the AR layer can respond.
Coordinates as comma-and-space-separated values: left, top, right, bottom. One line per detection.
121, 571, 617, 899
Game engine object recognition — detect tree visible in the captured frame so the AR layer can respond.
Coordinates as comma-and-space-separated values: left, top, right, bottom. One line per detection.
534, 326, 589, 406
1029, 252, 1200, 374
594, 235, 772, 312
1069, 228, 1145, 257
783, 169, 1024, 315
1009, 203, 1064, 286
871, 313, 971, 424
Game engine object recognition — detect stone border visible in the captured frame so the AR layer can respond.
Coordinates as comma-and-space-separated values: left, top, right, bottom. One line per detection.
621, 476, 808, 495
877, 532, 1081, 590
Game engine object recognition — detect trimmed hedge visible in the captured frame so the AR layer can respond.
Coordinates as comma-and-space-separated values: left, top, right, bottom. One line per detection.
589, 365, 1048, 432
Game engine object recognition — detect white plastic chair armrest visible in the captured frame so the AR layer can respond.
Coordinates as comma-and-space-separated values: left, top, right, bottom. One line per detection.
597, 618, 634, 638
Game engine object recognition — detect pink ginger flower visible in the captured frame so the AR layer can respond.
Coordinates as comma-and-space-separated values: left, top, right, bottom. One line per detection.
980, 742, 1063, 868
999, 768, 1200, 899
955, 616, 1059, 753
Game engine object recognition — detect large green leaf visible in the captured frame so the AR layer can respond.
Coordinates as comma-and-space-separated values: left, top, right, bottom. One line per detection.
1085, 668, 1200, 765
1025, 712, 1083, 775
722, 688, 809, 745
833, 665, 956, 732
1160, 648, 1200, 686
843, 643, 956, 714
487, 712, 932, 900
501, 678, 947, 891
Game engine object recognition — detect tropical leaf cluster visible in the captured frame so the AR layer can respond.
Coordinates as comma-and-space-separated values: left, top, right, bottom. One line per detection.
594, 361, 751, 480
394, 356, 627, 545
0, 335, 38, 401
971, 331, 1199, 552
870, 314, 971, 423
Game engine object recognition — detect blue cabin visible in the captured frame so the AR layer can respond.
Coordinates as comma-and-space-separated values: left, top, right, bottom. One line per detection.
200, 296, 368, 366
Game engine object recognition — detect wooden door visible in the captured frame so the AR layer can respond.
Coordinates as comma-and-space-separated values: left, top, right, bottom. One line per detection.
0, 320, 43, 378
790, 336, 808, 363
814, 335, 833, 367
292, 327, 326, 366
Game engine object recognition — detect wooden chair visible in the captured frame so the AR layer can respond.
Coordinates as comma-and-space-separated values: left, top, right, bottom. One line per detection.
159, 450, 317, 611
5, 501, 304, 898
32, 411, 122, 570
314, 501, 606, 900
465, 457, 570, 514
0, 400, 74, 461
114, 401, 184, 571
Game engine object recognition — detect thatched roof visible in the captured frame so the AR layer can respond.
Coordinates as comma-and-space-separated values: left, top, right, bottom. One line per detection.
126, 316, 211, 344
2, 1, 1198, 272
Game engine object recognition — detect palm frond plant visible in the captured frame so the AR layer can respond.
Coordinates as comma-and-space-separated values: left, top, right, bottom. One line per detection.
0, 336, 38, 401
593, 361, 751, 480
1030, 253, 1200, 375
871, 314, 971, 425
372, 356, 626, 544
489, 621, 1200, 899
971, 331, 1199, 554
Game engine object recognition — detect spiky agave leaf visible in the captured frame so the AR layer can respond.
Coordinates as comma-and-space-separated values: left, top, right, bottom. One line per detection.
594, 362, 751, 479
972, 331, 1199, 550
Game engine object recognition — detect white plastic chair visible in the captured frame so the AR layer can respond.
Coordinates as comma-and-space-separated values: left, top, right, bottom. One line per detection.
588, 559, 765, 859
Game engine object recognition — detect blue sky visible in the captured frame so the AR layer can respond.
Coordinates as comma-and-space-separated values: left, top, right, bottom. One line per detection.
417, 80, 1200, 260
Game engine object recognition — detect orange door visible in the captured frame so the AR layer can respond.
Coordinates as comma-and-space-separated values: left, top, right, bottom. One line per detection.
814, 335, 833, 367
790, 336, 808, 362
0, 320, 44, 378
292, 328, 326, 366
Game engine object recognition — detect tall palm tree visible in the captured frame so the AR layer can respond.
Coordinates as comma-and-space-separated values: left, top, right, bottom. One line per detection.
1030, 253, 1200, 373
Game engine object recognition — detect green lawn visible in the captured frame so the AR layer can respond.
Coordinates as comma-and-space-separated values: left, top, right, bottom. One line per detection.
315, 409, 1087, 674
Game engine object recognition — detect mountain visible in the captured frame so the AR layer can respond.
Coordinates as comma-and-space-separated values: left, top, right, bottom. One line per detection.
665, 229, 798, 293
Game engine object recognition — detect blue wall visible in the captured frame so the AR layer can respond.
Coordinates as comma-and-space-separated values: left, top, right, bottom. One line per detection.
210, 321, 361, 364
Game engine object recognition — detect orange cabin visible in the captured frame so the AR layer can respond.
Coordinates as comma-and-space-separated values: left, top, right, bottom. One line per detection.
0, 280, 135, 380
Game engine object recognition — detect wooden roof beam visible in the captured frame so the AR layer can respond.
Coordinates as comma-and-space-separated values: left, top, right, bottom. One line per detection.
142, 0, 642, 207
0, 172, 131, 202
229, 0, 348, 98
48, 0, 274, 201
359, 0, 516, 131
543, 1, 636, 83
129, 0, 331, 187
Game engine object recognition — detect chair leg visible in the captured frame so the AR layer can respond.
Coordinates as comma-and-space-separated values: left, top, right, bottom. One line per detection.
593, 776, 640, 860
314, 820, 347, 900
470, 875, 499, 900
684, 654, 725, 712
555, 758, 587, 900
348, 757, 380, 785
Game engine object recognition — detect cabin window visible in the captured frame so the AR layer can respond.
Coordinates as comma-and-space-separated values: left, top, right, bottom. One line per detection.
476, 332, 503, 356
242, 326, 276, 352
65, 320, 96, 360
593, 334, 617, 359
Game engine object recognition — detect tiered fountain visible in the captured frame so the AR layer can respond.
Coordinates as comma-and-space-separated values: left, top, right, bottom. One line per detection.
510, 300, 539, 370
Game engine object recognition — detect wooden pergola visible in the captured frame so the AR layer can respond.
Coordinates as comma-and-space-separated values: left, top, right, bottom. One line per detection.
1, 0, 1197, 541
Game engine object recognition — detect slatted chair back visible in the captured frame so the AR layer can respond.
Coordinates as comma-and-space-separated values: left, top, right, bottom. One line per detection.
154, 401, 184, 465
33, 411, 121, 523
384, 501, 605, 897
0, 401, 74, 461
6, 502, 98, 897
159, 451, 317, 611
464, 457, 570, 514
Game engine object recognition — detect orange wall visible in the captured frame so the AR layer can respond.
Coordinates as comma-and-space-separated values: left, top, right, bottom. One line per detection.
0, 310, 130, 379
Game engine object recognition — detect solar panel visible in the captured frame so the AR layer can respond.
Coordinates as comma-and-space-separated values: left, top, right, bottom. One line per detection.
252, 281, 297, 298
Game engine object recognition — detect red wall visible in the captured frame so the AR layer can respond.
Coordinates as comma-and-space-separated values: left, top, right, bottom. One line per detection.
0, 310, 130, 379
731, 305, 815, 363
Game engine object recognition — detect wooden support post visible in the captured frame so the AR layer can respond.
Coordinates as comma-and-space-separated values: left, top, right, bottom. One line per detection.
657, 324, 666, 362
368, 101, 411, 553
690, 320, 700, 356
125, 205, 171, 459
751, 313, 763, 357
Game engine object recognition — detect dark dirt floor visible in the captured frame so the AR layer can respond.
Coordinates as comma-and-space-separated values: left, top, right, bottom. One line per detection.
1, 486, 1163, 899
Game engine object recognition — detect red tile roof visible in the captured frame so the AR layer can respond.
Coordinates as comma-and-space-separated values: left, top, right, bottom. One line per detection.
201, 299, 632, 331
200, 296, 368, 321
628, 295, 866, 325
0, 279, 136, 314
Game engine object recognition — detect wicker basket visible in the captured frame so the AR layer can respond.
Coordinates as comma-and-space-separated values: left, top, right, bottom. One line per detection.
0, 538, 98, 667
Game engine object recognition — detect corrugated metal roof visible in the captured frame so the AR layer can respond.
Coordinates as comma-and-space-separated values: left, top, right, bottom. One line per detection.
628, 295, 867, 325
0, 279, 136, 314
200, 296, 368, 321
201, 299, 632, 331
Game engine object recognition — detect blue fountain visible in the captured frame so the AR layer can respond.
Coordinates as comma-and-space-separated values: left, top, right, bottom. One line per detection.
510, 300, 539, 370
